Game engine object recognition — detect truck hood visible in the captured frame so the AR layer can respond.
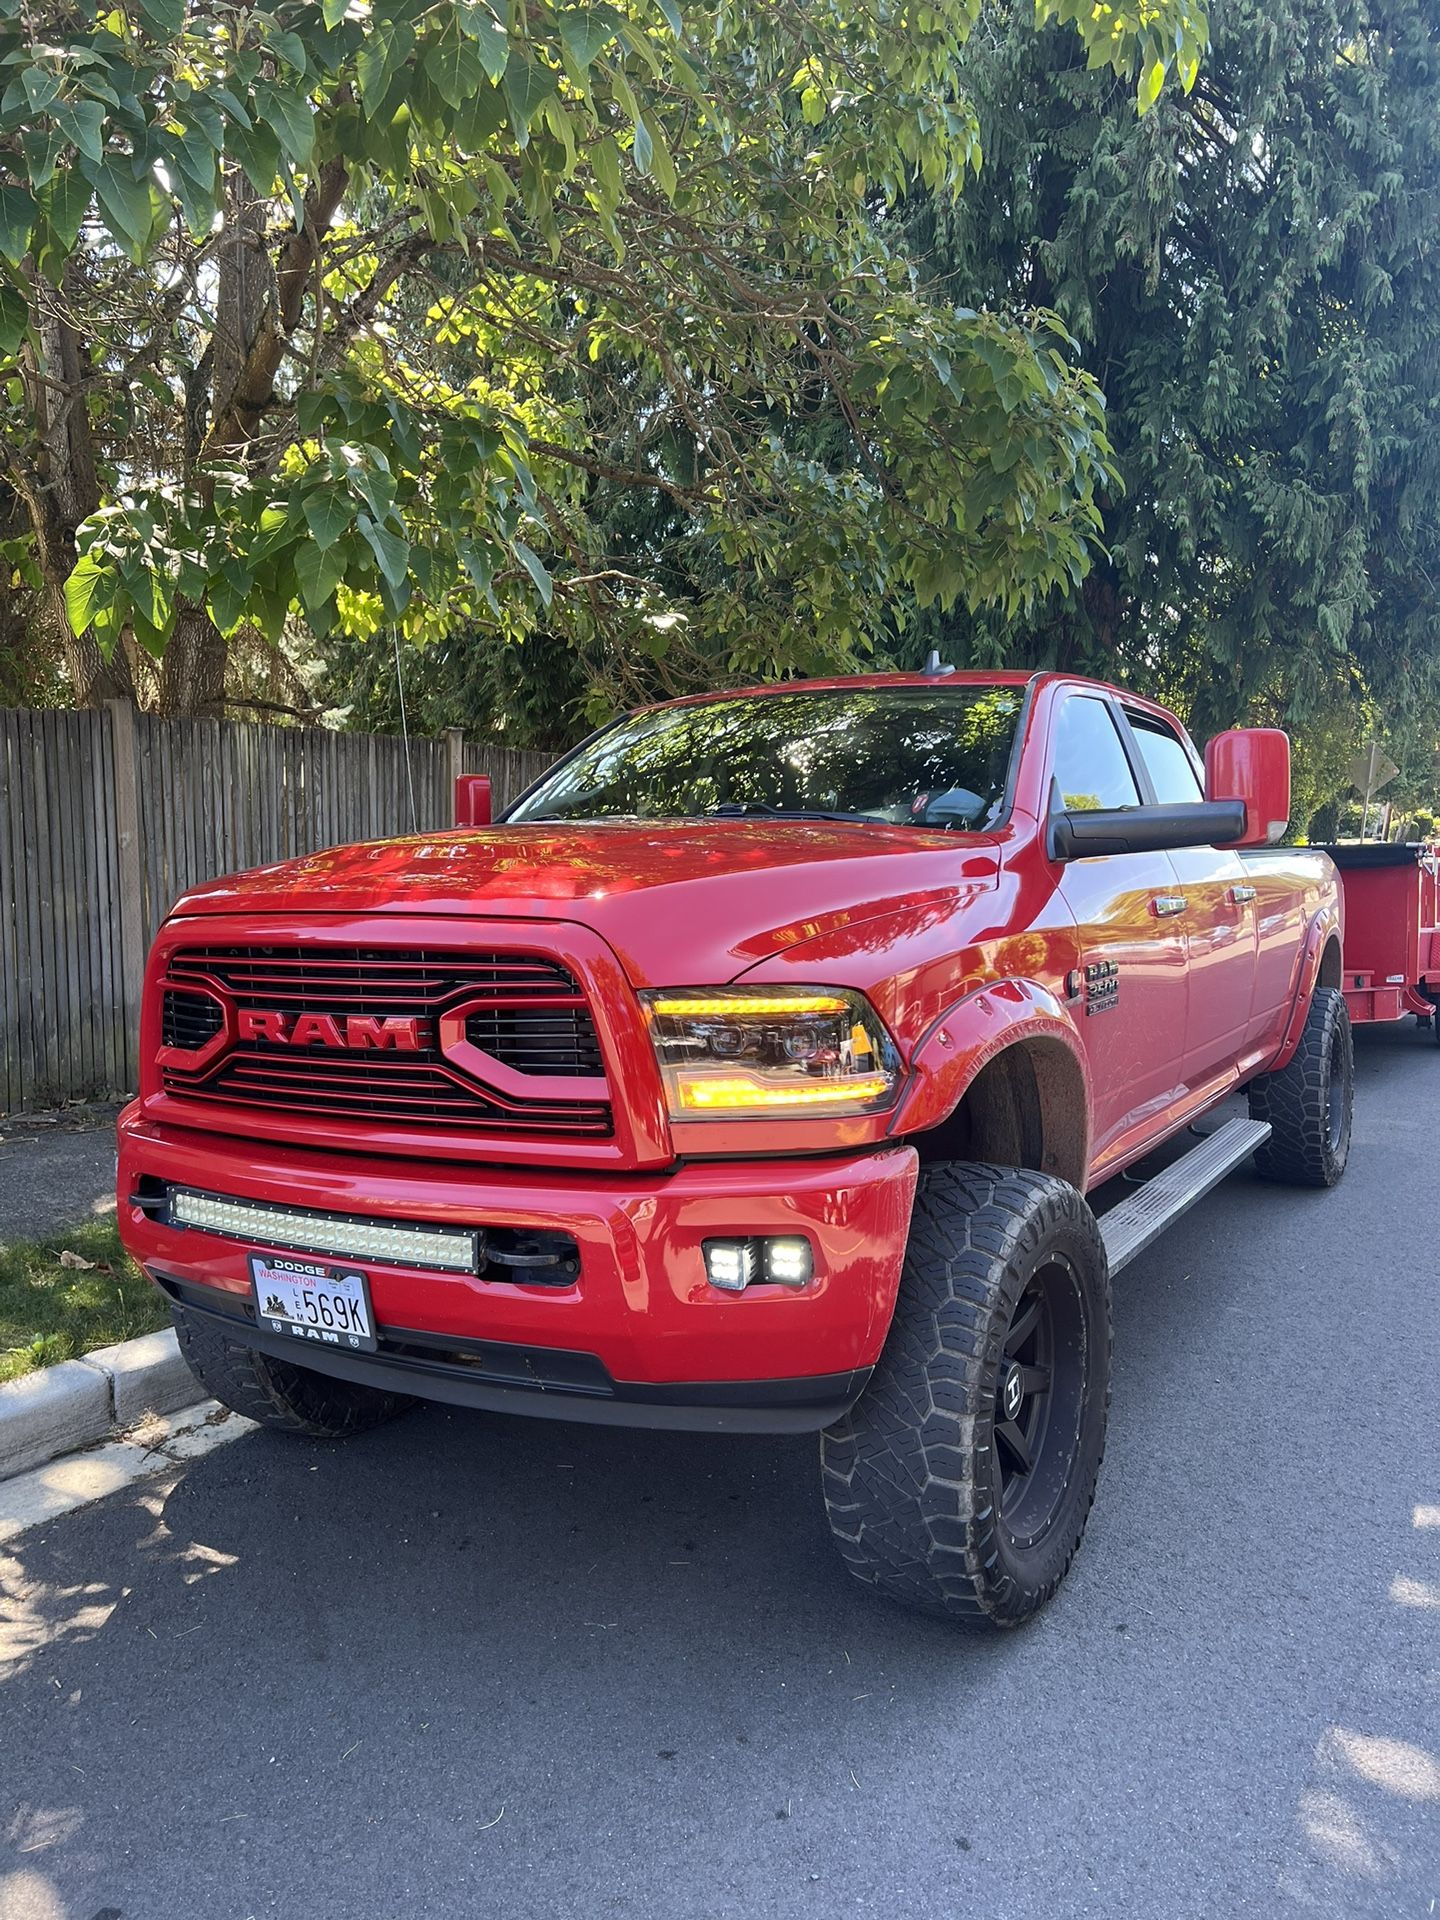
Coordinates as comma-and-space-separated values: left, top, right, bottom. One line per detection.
168, 820, 1000, 985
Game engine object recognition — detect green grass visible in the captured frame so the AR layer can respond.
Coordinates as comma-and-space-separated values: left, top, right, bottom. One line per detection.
0, 1219, 169, 1385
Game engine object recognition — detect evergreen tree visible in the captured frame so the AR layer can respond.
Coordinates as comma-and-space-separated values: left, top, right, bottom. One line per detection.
908, 0, 1440, 809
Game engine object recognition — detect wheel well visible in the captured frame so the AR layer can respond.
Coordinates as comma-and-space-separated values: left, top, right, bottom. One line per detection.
1318, 936, 1342, 991
909, 1039, 1088, 1189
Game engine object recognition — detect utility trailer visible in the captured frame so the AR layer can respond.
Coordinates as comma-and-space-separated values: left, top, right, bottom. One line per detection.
1317, 841, 1440, 1042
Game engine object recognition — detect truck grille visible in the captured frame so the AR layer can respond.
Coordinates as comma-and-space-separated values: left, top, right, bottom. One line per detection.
157, 945, 612, 1138
162, 989, 224, 1049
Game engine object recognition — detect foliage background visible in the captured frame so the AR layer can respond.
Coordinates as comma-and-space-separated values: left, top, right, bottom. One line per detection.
1, 0, 1435, 829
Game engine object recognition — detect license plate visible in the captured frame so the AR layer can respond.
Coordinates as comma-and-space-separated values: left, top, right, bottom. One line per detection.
249, 1253, 377, 1353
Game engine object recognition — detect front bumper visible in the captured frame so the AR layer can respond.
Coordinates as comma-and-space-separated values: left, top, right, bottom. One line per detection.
117, 1109, 918, 1434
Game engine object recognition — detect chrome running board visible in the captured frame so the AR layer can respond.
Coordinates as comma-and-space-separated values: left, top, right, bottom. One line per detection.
1099, 1117, 1271, 1274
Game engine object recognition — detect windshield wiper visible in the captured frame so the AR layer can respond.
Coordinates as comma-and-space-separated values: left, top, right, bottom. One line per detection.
703, 802, 877, 824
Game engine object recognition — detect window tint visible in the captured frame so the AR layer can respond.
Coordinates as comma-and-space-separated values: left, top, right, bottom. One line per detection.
1130, 715, 1204, 804
1050, 698, 1141, 812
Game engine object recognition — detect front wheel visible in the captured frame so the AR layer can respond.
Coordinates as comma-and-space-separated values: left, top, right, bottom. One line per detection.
173, 1308, 413, 1438
1248, 985, 1353, 1187
820, 1162, 1112, 1629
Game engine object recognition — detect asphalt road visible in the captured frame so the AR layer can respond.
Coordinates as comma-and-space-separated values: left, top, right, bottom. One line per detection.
0, 1111, 120, 1248
3, 1027, 1437, 1920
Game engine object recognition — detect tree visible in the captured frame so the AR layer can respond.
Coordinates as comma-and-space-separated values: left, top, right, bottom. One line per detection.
904, 0, 1440, 818
0, 0, 1207, 711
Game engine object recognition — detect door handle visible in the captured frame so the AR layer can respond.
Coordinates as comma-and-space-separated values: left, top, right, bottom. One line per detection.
1230, 884, 1257, 903
1151, 894, 1188, 917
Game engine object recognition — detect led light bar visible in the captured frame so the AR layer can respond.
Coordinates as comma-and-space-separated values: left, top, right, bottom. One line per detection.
168, 1188, 478, 1272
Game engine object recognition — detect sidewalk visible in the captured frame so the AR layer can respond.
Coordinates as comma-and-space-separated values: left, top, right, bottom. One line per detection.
0, 1103, 123, 1247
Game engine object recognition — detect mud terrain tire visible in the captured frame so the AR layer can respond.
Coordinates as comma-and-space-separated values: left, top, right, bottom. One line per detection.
173, 1308, 413, 1437
820, 1162, 1111, 1628
1248, 986, 1353, 1188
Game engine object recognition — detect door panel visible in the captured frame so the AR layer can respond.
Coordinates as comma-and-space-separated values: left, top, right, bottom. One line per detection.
1058, 854, 1190, 1160
1124, 709, 1258, 1090
1165, 846, 1258, 1085
1047, 696, 1190, 1161
1247, 855, 1308, 1040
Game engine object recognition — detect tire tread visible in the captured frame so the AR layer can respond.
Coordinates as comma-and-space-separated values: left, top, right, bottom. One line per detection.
821, 1162, 1111, 1628
172, 1309, 412, 1437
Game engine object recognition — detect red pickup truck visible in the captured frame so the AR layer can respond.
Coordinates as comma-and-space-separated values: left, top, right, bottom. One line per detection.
116, 670, 1352, 1628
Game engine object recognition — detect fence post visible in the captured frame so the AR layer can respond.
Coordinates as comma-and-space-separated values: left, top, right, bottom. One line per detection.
446, 727, 466, 826
105, 699, 146, 1086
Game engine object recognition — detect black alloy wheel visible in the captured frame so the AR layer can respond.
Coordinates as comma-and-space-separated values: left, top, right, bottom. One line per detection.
993, 1256, 1089, 1552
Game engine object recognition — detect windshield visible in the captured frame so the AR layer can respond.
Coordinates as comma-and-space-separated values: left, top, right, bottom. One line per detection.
508, 685, 1026, 831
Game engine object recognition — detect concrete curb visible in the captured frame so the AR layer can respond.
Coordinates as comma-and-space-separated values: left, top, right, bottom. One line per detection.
0, 1328, 203, 1481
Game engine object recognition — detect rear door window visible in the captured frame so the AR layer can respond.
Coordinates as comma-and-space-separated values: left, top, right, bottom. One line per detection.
1129, 714, 1204, 804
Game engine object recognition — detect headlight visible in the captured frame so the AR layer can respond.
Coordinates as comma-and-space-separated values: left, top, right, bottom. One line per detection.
640, 987, 901, 1120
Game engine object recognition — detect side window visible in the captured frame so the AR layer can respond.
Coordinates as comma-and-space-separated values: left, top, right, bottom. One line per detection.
1130, 715, 1204, 804
1050, 698, 1141, 812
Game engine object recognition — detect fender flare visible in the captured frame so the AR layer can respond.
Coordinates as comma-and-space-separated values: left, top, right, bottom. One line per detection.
1268, 905, 1343, 1074
888, 978, 1092, 1187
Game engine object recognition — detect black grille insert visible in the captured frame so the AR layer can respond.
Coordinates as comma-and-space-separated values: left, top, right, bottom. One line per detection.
162, 989, 224, 1050
464, 1005, 604, 1077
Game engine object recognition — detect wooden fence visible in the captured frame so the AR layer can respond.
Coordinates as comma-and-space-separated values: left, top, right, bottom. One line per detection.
0, 705, 558, 1113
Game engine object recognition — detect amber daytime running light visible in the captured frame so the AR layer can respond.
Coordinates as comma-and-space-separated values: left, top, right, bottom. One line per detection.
640, 987, 901, 1120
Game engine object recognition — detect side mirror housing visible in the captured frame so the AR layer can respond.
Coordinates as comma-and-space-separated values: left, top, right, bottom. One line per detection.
1204, 728, 1290, 847
1050, 800, 1247, 860
454, 773, 493, 827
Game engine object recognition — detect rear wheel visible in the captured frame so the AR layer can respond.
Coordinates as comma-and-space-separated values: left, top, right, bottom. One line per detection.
173, 1308, 412, 1438
1248, 985, 1353, 1187
820, 1162, 1111, 1628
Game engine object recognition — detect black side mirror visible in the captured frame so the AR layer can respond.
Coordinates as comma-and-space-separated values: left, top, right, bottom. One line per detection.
1049, 800, 1248, 860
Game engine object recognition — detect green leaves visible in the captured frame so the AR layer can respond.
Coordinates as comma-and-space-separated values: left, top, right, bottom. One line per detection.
419, 19, 483, 109
635, 112, 673, 194
631, 112, 652, 176
560, 5, 621, 71
295, 534, 347, 610
303, 489, 352, 552
254, 80, 314, 168
226, 115, 282, 195
460, 2, 511, 81
357, 514, 411, 612
50, 98, 104, 162
19, 0, 1221, 711
84, 155, 164, 262
501, 47, 556, 132
1035, 0, 1208, 101
513, 540, 553, 607
135, 0, 184, 35
356, 19, 415, 114
63, 553, 116, 638
0, 282, 27, 355
0, 185, 34, 265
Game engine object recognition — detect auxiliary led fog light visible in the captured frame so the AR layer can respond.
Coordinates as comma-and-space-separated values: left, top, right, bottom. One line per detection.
702, 1236, 815, 1293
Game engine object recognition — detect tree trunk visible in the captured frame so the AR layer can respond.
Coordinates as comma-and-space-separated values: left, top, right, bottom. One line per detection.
158, 605, 230, 715
41, 580, 137, 705
19, 276, 137, 707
